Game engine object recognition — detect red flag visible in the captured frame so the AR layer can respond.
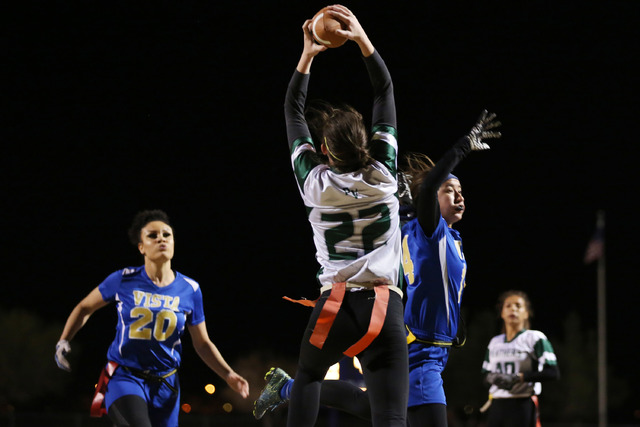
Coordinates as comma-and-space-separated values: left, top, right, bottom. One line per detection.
584, 212, 605, 264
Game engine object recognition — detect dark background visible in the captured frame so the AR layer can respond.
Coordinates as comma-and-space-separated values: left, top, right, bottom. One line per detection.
5, 0, 638, 424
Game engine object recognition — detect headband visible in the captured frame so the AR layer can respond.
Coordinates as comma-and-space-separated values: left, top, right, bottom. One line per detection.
324, 137, 343, 162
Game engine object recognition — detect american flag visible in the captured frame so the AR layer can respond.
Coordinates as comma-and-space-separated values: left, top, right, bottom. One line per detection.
584, 212, 605, 264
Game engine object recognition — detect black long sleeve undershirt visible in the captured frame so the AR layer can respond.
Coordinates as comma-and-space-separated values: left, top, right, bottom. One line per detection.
363, 51, 396, 131
416, 137, 471, 236
483, 364, 561, 388
522, 364, 560, 383
284, 71, 310, 151
284, 50, 394, 152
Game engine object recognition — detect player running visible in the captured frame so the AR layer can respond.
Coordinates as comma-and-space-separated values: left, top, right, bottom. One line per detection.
55, 210, 249, 427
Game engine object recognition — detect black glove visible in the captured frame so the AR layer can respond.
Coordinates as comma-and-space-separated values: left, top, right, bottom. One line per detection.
486, 372, 521, 390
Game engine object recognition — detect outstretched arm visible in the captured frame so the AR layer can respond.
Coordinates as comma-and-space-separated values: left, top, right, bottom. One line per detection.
328, 5, 374, 57
417, 111, 501, 235
285, 18, 327, 150
56, 286, 109, 371
328, 5, 395, 130
188, 322, 250, 398
296, 17, 327, 74
365, 51, 395, 131
416, 138, 472, 235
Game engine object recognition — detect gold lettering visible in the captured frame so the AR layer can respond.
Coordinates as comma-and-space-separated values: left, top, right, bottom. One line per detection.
169, 296, 180, 312
150, 294, 162, 308
163, 296, 173, 309
133, 291, 145, 306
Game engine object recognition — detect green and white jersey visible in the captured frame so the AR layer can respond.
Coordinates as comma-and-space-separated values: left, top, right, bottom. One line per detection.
482, 329, 557, 398
290, 130, 401, 290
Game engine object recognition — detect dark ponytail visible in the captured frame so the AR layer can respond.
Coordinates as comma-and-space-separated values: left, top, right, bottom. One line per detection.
306, 101, 372, 173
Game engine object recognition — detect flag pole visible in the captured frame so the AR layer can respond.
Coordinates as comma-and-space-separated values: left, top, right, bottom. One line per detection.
596, 210, 607, 427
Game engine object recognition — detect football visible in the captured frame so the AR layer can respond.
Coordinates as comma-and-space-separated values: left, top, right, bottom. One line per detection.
311, 7, 348, 48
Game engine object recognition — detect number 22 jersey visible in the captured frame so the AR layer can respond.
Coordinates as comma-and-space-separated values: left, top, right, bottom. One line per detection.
286, 51, 401, 290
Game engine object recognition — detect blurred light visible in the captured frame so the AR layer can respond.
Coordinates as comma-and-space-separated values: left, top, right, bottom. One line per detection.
325, 362, 340, 380
463, 405, 474, 415
204, 384, 215, 394
352, 356, 363, 374
181, 403, 192, 413
222, 403, 233, 413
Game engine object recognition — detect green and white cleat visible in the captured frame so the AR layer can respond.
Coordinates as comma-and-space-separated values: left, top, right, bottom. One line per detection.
253, 367, 291, 420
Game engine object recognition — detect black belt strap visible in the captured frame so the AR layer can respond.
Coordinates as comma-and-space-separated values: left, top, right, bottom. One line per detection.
122, 366, 179, 394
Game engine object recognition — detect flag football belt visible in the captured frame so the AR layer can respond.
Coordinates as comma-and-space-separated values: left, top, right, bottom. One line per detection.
121, 366, 179, 394
90, 361, 119, 417
532, 395, 541, 427
406, 324, 458, 347
90, 362, 178, 417
284, 281, 390, 358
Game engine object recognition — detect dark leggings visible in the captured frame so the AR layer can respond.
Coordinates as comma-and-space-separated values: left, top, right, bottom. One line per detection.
108, 395, 152, 427
408, 403, 448, 427
320, 380, 371, 420
487, 397, 537, 427
318, 380, 448, 426
287, 290, 408, 427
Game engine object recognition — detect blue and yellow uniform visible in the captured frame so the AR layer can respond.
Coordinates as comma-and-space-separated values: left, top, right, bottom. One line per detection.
99, 266, 205, 426
402, 215, 466, 406
400, 135, 476, 411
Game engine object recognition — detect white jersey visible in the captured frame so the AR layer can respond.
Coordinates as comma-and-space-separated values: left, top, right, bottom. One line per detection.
482, 329, 558, 398
291, 131, 401, 289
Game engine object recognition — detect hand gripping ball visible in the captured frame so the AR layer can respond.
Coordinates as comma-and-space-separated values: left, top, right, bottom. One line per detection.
311, 7, 347, 48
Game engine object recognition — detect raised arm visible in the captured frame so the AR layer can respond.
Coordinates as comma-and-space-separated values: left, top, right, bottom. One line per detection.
417, 111, 501, 235
284, 17, 327, 150
328, 5, 374, 57
327, 5, 394, 130
365, 51, 395, 130
284, 70, 312, 150
416, 138, 472, 235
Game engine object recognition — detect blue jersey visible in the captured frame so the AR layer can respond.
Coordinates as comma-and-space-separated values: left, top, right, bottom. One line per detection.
402, 217, 467, 343
98, 266, 205, 373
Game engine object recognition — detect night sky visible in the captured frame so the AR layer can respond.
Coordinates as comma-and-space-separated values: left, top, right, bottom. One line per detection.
5, 0, 638, 422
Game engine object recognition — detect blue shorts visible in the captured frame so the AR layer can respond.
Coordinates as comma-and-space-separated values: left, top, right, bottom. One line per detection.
105, 366, 180, 427
407, 343, 450, 407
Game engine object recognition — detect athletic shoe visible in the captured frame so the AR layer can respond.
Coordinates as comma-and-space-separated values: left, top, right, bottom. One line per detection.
253, 367, 291, 420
